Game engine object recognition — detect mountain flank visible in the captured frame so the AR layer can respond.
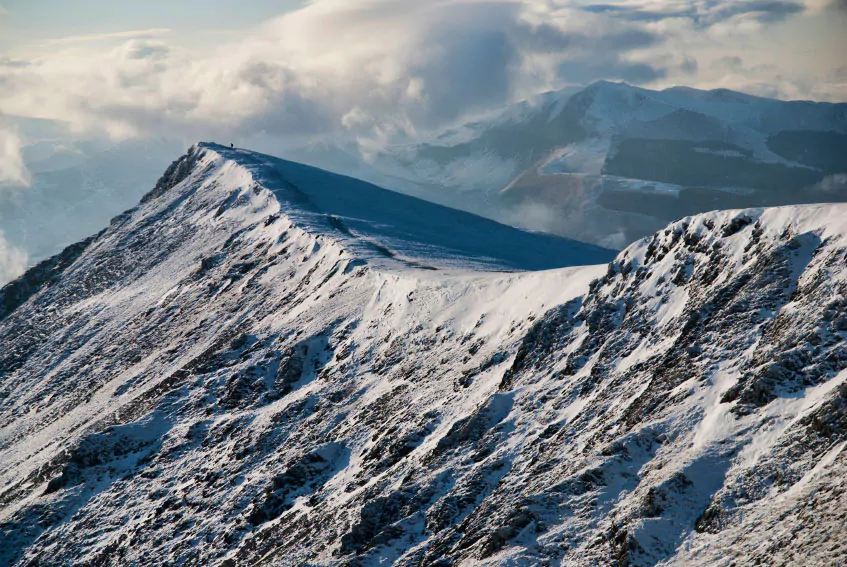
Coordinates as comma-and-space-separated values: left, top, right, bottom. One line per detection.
1, 144, 845, 567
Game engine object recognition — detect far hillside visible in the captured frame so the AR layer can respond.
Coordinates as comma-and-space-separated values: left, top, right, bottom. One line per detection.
292, 81, 847, 249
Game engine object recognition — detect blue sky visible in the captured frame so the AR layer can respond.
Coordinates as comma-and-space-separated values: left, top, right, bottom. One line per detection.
1, 0, 303, 51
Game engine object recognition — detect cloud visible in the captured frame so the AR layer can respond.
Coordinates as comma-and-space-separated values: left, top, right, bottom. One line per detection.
579, 0, 805, 26
0, 230, 27, 286
0, 125, 31, 188
831, 0, 847, 12
0, 0, 841, 157
680, 55, 698, 74
0, 57, 29, 68
712, 56, 745, 72
812, 0, 847, 11
808, 173, 847, 195
705, 1, 805, 25
703, 55, 847, 102
556, 57, 667, 84
119, 39, 171, 60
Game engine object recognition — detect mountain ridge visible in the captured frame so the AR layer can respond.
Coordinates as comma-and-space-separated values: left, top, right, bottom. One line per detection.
2, 147, 846, 567
3, 82, 845, 288
178, 143, 615, 272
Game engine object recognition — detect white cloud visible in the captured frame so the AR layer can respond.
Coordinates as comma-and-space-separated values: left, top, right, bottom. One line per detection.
810, 173, 847, 194
0, 230, 27, 286
0, 0, 842, 155
0, 125, 31, 188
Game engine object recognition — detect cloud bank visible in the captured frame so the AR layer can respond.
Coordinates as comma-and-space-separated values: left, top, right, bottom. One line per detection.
0, 0, 844, 152
0, 125, 30, 188
0, 230, 27, 285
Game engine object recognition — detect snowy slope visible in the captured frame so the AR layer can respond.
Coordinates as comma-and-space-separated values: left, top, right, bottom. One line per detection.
1, 144, 846, 567
209, 144, 614, 271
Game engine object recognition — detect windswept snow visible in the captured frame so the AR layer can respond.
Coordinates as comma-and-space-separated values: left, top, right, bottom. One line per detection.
209, 143, 614, 272
1, 144, 846, 567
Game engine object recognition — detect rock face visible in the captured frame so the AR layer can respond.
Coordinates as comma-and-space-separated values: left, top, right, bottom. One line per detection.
1, 143, 846, 567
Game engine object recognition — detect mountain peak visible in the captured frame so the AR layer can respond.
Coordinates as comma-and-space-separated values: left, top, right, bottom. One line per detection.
166, 143, 616, 272
585, 79, 632, 90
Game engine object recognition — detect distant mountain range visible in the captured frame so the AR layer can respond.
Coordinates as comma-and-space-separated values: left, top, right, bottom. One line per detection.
293, 81, 847, 249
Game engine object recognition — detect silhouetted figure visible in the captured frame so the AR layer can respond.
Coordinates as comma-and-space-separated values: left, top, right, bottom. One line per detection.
230, 143, 234, 149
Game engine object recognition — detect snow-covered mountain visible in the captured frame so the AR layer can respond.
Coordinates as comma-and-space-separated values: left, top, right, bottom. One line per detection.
296, 81, 847, 249
3, 83, 844, 286
2, 144, 846, 567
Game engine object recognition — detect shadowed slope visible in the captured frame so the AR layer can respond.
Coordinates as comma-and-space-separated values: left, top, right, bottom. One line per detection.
203, 143, 615, 271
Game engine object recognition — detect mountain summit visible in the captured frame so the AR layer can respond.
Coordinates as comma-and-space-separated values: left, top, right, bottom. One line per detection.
1, 145, 846, 567
184, 143, 615, 271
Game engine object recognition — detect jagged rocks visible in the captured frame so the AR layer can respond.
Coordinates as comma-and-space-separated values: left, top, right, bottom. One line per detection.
427, 393, 513, 464
0, 234, 100, 323
140, 145, 200, 204
247, 443, 347, 526
275, 345, 307, 391
339, 490, 410, 554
